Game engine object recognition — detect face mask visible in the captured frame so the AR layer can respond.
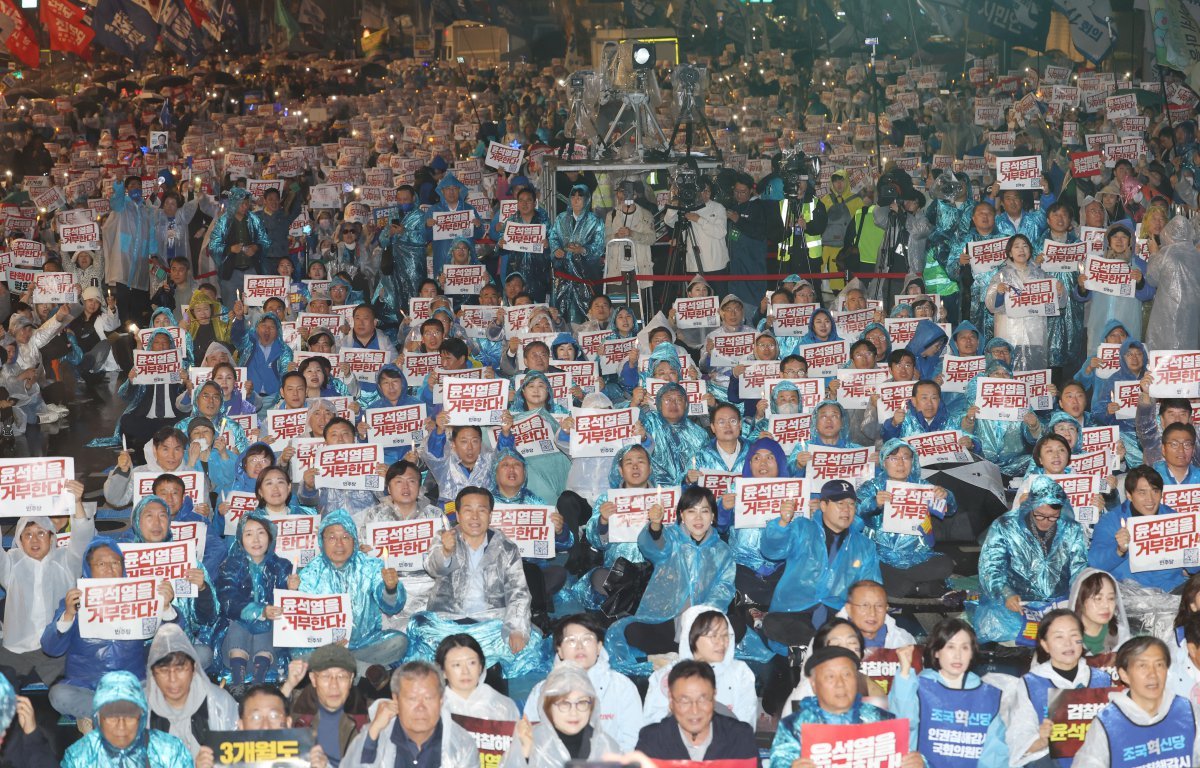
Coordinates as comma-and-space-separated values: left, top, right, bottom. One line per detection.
776, 402, 799, 415
128, 188, 143, 203
398, 202, 415, 213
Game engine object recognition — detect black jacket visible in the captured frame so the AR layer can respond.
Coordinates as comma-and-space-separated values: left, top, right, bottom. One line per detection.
635, 713, 758, 762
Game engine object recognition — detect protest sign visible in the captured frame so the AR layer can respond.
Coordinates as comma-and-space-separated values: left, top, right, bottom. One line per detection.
553, 359, 600, 394
942, 355, 986, 393
432, 209, 473, 241
767, 413, 812, 454
674, 296, 719, 329
903, 430, 971, 466
1083, 255, 1136, 298
223, 491, 259, 536
772, 303, 819, 336
836, 368, 888, 409
1164, 485, 1200, 516
975, 377, 1028, 421
1113, 380, 1141, 420
202, 729, 315, 767
241, 275, 288, 307
736, 361, 782, 400
860, 646, 924, 694
882, 481, 938, 536
569, 407, 638, 458
131, 470, 206, 506
132, 349, 182, 384
607, 487, 679, 543
801, 719, 908, 768
267, 514, 320, 568
365, 404, 426, 448
1016, 369, 1053, 411
502, 303, 547, 335
314, 444, 384, 491
734, 477, 810, 528
1068, 151, 1105, 178
1046, 473, 1104, 525
120, 540, 198, 599
876, 381, 912, 423
450, 715, 516, 767
78, 576, 162, 640
1041, 240, 1087, 272
484, 141, 524, 173
366, 517, 445, 571
698, 471, 740, 498
809, 446, 872, 485
0, 456, 74, 516
502, 222, 546, 253
296, 312, 342, 333
491, 504, 554, 558
443, 378, 508, 426
710, 331, 756, 367
459, 305, 502, 339
1047, 687, 1121, 760
263, 407, 310, 444
832, 307, 875, 339
967, 236, 1010, 275
442, 264, 489, 295
1006, 279, 1060, 318
795, 340, 851, 377
997, 155, 1042, 189
511, 411, 559, 457
1149, 351, 1200, 398
1128, 511, 1200, 572
272, 591, 353, 648
340, 348, 388, 384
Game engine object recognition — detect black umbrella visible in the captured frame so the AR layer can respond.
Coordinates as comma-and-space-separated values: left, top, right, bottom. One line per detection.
240, 61, 263, 75
3, 87, 54, 100
359, 61, 388, 79
78, 85, 117, 101
144, 74, 188, 90
1111, 88, 1161, 109
207, 71, 238, 86
113, 79, 139, 95
91, 69, 126, 83
73, 99, 102, 115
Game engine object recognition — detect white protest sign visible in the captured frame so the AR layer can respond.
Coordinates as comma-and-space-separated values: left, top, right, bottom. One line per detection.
569, 407, 639, 458
491, 504, 554, 558
272, 590, 354, 647
77, 576, 162, 640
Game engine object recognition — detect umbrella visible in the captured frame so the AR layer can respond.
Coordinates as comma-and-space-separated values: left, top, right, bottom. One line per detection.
3, 87, 55, 100
359, 61, 388, 79
207, 71, 238, 86
921, 459, 1008, 541
78, 85, 117, 101
135, 92, 166, 103
91, 69, 126, 83
73, 99, 102, 115
144, 74, 188, 90
240, 61, 263, 75
113, 79, 139, 95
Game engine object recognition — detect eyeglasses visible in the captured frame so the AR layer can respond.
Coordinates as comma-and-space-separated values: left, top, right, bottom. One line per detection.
561, 634, 597, 649
20, 528, 49, 539
153, 662, 194, 677
671, 695, 714, 709
551, 698, 593, 713
1031, 511, 1061, 523
714, 417, 741, 427
849, 602, 887, 613
99, 714, 139, 725
314, 670, 353, 684
1166, 440, 1196, 450
244, 710, 287, 725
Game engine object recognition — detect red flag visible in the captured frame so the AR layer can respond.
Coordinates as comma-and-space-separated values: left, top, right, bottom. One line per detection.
40, 0, 93, 60
182, 0, 209, 27
0, 0, 39, 69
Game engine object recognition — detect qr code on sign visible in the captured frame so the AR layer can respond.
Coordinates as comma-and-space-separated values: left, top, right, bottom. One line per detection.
537, 440, 552, 453
141, 618, 159, 637
363, 475, 383, 491
332, 628, 348, 642
1185, 548, 1199, 567
531, 541, 549, 557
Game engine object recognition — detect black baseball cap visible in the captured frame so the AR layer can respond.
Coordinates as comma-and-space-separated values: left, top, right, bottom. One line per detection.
820, 479, 856, 502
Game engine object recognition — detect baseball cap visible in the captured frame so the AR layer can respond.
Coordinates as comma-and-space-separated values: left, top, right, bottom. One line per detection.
820, 479, 856, 503
804, 645, 861, 676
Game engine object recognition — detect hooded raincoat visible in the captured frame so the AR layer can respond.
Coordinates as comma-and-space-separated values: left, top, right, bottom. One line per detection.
985, 256, 1065, 371
523, 645, 643, 751
61, 670, 193, 768
376, 199, 429, 333
102, 180, 160, 291
215, 512, 293, 647
0, 513, 94, 654
548, 184, 606, 325
296, 510, 406, 651
639, 381, 710, 488
957, 366, 1032, 477
857, 439, 958, 570
976, 476, 1089, 642
144, 624, 238, 757
1147, 215, 1200, 351
517, 665, 622, 766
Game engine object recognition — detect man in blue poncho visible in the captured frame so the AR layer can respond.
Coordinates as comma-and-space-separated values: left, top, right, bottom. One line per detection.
293, 509, 408, 674
61, 670, 192, 768
377, 184, 429, 335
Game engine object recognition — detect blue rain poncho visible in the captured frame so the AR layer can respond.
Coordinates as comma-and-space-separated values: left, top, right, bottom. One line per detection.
121, 496, 221, 657
746, 379, 801, 444
376, 201, 429, 334
41, 537, 177, 691
429, 173, 481, 276
956, 366, 1033, 477
1075, 222, 1154, 347
296, 509, 406, 651
797, 308, 841, 345
995, 206, 1049, 253
857, 439, 958, 570
548, 184, 606, 325
604, 518, 736, 676
725, 437, 792, 573
491, 447, 574, 557
174, 381, 249, 455
60, 670, 192, 768
975, 475, 1088, 642
862, 321, 893, 358
790, 400, 861, 474
769, 695, 895, 768
1043, 229, 1086, 372
208, 187, 268, 275
1074, 318, 1131, 394
102, 180, 161, 291
362, 364, 422, 464
215, 512, 293, 640
236, 312, 292, 408
949, 224, 1003, 340
1090, 498, 1197, 593
421, 425, 515, 509
639, 381, 710, 487
151, 307, 194, 368
1090, 336, 1147, 468
498, 205, 552, 302
922, 195, 973, 298
944, 319, 982, 413
907, 318, 949, 381
759, 502, 882, 613
583, 445, 653, 570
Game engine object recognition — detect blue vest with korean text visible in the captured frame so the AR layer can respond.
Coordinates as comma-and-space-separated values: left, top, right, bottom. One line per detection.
917, 675, 1002, 768
1098, 695, 1195, 768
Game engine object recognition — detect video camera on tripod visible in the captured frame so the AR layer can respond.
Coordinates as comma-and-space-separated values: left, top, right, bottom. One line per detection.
671, 161, 706, 213
875, 168, 916, 207
781, 151, 819, 202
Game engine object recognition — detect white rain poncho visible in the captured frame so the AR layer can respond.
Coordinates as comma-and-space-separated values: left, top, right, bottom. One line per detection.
519, 664, 621, 767
524, 646, 643, 751
0, 514, 94, 653
1146, 215, 1200, 351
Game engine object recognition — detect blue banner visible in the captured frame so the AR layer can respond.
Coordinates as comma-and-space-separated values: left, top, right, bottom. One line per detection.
160, 0, 207, 65
92, 0, 158, 64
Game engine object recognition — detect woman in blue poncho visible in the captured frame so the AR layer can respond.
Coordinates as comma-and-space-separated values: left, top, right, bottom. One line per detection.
957, 361, 1035, 477
975, 475, 1088, 643
1090, 335, 1148, 468
635, 381, 710, 488
216, 511, 292, 684
548, 183, 606, 325
605, 485, 736, 676
856, 439, 957, 598
508, 370, 572, 504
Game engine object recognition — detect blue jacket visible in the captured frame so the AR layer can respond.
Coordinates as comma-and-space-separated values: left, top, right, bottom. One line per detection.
41, 538, 177, 691
1090, 500, 1195, 593
759, 508, 881, 613
769, 696, 894, 768
857, 439, 958, 570
216, 512, 293, 635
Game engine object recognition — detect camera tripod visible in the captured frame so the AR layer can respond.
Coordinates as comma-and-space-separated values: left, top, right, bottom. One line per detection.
662, 206, 704, 309
667, 102, 721, 159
